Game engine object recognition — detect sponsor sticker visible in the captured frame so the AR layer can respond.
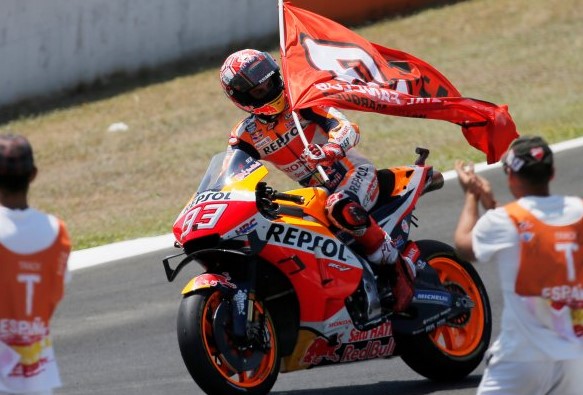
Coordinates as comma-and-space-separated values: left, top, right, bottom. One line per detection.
265, 223, 350, 262
414, 290, 451, 305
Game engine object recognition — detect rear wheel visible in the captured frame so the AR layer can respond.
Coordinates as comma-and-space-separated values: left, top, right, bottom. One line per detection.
177, 289, 280, 395
398, 240, 492, 381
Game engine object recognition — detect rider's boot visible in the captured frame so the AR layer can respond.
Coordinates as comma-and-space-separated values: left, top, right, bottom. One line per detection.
366, 234, 416, 312
332, 202, 416, 312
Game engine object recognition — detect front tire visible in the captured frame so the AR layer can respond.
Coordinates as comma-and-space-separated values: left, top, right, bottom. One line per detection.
177, 289, 280, 395
398, 240, 492, 381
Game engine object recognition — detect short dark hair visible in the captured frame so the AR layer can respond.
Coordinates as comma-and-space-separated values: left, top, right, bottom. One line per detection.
501, 135, 553, 185
0, 133, 36, 193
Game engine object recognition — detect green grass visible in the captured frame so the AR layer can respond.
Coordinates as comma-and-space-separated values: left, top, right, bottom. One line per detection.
2, 0, 582, 250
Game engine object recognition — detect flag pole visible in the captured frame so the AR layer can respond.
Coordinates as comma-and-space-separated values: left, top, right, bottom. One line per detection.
278, 0, 329, 183
278, 0, 286, 56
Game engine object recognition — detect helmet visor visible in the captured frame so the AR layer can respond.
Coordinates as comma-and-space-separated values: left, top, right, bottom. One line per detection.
229, 55, 280, 93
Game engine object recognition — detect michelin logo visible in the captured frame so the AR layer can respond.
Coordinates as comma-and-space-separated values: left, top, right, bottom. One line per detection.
414, 291, 451, 305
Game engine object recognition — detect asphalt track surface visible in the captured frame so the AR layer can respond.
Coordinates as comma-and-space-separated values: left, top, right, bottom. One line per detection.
53, 138, 583, 395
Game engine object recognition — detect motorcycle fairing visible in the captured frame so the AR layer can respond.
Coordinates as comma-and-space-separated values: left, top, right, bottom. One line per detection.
256, 221, 365, 323
281, 310, 398, 371
220, 212, 264, 239
373, 165, 429, 232
275, 186, 330, 226
174, 190, 257, 245
256, 221, 361, 268
173, 151, 268, 246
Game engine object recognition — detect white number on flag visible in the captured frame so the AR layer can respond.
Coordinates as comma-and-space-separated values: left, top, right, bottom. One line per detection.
303, 37, 387, 85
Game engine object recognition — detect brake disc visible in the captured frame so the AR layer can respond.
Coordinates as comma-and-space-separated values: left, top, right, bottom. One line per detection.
212, 300, 265, 372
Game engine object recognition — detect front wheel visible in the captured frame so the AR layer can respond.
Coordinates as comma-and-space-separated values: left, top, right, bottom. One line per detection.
398, 240, 492, 381
177, 289, 280, 395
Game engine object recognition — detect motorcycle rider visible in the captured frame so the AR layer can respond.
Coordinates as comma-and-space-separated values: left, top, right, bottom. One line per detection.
220, 49, 415, 311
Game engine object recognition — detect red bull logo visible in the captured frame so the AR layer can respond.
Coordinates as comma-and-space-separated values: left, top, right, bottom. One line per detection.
301, 336, 341, 365
341, 338, 396, 362
193, 273, 237, 290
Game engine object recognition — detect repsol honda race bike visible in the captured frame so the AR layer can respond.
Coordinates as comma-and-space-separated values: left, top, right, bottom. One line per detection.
162, 147, 492, 395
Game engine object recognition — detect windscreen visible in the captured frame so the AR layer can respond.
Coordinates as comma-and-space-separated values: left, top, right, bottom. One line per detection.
196, 150, 263, 193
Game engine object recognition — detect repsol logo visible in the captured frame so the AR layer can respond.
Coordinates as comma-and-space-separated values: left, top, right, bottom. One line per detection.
194, 191, 232, 205
263, 128, 299, 154
265, 223, 348, 262
348, 166, 369, 195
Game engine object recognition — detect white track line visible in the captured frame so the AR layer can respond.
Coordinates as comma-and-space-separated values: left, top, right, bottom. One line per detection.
441, 136, 583, 180
69, 234, 175, 271
69, 137, 583, 271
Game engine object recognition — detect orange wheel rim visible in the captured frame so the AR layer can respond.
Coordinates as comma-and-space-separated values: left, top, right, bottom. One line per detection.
428, 257, 486, 357
201, 293, 277, 388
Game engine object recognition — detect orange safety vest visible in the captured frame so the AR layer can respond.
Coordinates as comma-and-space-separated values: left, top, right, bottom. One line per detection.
0, 219, 70, 376
505, 201, 583, 336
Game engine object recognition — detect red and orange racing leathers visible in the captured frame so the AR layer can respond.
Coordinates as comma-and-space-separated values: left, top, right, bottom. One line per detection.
227, 105, 384, 252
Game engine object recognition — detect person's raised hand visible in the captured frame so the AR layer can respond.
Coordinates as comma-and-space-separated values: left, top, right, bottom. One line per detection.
454, 160, 497, 209
476, 174, 497, 210
455, 160, 479, 195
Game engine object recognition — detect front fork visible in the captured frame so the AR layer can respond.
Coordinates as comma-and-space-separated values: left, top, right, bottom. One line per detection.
182, 259, 260, 342
231, 258, 258, 339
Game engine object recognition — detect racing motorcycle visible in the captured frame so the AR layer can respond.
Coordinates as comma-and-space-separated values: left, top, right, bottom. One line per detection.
162, 147, 492, 395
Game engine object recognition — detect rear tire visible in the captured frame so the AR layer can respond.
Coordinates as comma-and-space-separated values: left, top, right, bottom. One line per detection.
177, 289, 280, 395
398, 240, 492, 381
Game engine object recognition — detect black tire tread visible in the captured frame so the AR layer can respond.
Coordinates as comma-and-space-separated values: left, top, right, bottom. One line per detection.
177, 289, 280, 395
397, 240, 492, 382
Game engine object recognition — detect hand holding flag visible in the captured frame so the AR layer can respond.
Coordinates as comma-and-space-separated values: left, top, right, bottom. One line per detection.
304, 143, 345, 167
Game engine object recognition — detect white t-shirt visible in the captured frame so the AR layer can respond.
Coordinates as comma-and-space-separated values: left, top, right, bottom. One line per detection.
0, 207, 71, 394
472, 195, 583, 363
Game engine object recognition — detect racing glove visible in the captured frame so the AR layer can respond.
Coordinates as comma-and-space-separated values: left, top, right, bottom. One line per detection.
304, 143, 345, 167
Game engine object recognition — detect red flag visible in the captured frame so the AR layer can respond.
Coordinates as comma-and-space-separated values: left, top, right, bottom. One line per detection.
280, 2, 518, 163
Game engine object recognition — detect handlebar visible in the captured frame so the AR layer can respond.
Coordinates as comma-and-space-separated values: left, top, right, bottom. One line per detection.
273, 192, 305, 205
256, 182, 305, 205
415, 147, 430, 166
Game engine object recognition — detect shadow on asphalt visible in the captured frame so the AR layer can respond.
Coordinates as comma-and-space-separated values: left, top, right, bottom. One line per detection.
272, 374, 482, 395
